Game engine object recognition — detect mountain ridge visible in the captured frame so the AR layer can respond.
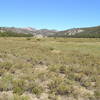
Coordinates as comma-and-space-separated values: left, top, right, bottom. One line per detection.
0, 26, 100, 37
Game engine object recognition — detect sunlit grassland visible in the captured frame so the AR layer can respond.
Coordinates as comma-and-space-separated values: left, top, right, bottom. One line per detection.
0, 37, 99, 100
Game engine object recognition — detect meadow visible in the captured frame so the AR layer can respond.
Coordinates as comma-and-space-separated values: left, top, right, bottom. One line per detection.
0, 37, 99, 100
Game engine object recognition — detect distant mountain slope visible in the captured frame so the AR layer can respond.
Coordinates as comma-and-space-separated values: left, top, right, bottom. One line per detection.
0, 26, 100, 37
0, 27, 57, 37
73, 26, 100, 38
55, 26, 100, 38
0, 27, 37, 34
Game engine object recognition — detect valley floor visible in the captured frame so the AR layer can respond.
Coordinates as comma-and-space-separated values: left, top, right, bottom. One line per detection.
0, 37, 99, 100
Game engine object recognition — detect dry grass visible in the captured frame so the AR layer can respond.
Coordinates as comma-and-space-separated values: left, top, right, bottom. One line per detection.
0, 37, 99, 100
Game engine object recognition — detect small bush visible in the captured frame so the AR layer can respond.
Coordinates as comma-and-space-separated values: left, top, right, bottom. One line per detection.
14, 94, 29, 100
36, 38, 41, 41
26, 82, 44, 95
94, 89, 100, 99
13, 87, 24, 95
56, 83, 72, 95
26, 37, 31, 40
48, 65, 60, 73
59, 65, 67, 74
13, 79, 25, 95
48, 77, 72, 95
0, 62, 13, 71
49, 47, 54, 51
31, 85, 43, 95
0, 73, 13, 91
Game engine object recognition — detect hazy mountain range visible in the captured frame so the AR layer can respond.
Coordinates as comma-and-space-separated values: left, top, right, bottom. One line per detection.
0, 26, 100, 37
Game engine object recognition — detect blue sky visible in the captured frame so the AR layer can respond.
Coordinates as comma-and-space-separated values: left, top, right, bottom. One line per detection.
0, 0, 100, 30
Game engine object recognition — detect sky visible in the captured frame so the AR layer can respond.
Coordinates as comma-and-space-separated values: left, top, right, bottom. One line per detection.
0, 0, 100, 30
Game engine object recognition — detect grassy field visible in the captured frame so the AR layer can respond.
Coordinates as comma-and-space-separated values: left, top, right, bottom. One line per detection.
0, 37, 99, 100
